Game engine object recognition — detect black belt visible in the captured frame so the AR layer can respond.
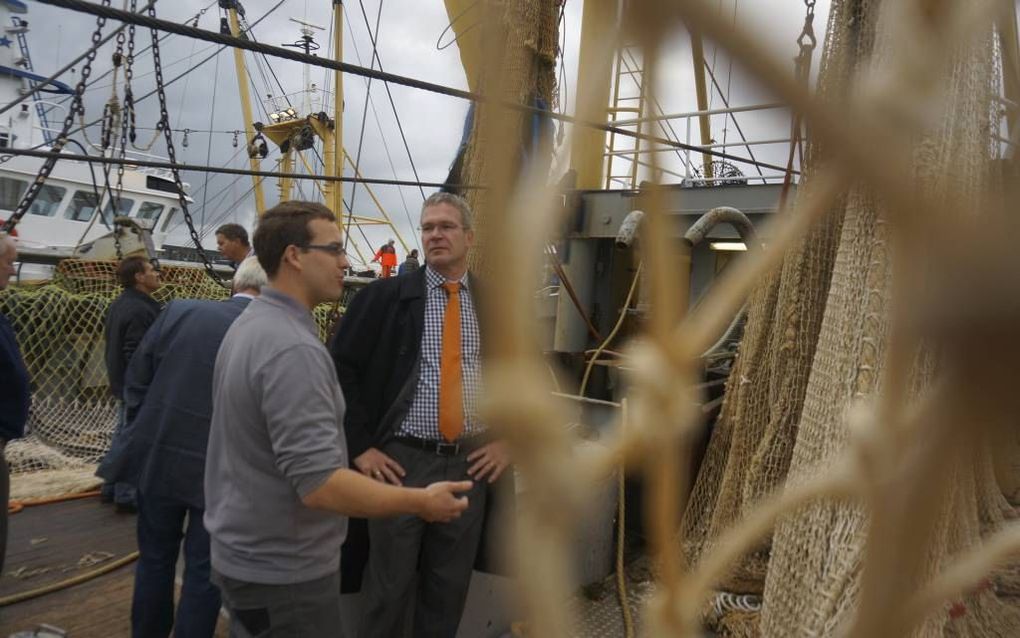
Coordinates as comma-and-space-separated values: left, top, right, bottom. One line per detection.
391, 435, 484, 457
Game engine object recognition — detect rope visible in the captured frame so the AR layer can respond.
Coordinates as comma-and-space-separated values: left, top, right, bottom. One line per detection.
616, 398, 636, 638
34, 0, 799, 177
0, 551, 140, 607
580, 262, 643, 397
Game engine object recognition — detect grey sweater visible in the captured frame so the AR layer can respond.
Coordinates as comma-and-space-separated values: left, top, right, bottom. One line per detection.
204, 287, 347, 585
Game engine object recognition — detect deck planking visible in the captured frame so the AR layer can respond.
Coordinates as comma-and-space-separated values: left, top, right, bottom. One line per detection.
0, 496, 227, 637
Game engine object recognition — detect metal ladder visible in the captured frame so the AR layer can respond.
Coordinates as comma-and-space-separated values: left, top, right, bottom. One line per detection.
10, 17, 54, 145
604, 44, 646, 190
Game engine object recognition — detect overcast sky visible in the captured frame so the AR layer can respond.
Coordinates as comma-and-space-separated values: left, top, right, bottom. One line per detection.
24, 0, 832, 266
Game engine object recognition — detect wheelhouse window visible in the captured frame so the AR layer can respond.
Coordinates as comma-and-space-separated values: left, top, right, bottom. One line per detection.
136, 201, 165, 221
28, 184, 66, 217
102, 196, 135, 223
159, 206, 179, 232
0, 176, 27, 210
65, 190, 100, 222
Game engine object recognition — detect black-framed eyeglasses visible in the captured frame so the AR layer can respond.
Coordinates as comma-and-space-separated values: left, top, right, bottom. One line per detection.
418, 222, 463, 235
300, 242, 346, 256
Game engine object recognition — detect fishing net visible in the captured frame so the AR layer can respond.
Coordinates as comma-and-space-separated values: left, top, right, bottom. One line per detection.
679, 0, 876, 604
1, 259, 351, 501
758, 3, 1020, 635
680, 0, 1020, 634
455, 0, 560, 273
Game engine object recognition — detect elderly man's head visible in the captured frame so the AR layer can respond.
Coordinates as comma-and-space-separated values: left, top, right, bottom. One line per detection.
232, 256, 268, 296
0, 233, 17, 290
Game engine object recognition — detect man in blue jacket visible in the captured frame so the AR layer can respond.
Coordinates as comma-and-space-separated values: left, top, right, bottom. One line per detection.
0, 232, 30, 575
105, 257, 267, 638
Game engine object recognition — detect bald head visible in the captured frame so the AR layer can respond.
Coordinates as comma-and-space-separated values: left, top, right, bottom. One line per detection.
0, 233, 17, 290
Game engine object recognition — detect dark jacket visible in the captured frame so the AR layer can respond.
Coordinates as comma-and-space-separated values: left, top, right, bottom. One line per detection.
397, 255, 420, 276
330, 268, 513, 592
104, 287, 161, 399
105, 297, 251, 510
0, 312, 30, 442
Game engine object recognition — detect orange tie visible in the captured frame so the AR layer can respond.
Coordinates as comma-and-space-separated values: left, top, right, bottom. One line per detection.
439, 282, 463, 442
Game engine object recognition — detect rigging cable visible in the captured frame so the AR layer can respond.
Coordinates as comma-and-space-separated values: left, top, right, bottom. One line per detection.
344, 0, 423, 252
60, 0, 288, 143
345, 0, 430, 200
200, 48, 221, 230
32, 0, 799, 177
344, 0, 386, 251
702, 59, 767, 184
51, 1, 217, 105
0, 0, 154, 121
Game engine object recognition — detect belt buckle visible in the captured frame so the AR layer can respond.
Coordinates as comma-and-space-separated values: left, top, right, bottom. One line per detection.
435, 441, 459, 456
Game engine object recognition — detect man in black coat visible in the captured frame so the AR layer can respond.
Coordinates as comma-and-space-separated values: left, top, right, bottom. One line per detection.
332, 192, 512, 638
0, 233, 30, 575
99, 254, 161, 511
103, 256, 266, 638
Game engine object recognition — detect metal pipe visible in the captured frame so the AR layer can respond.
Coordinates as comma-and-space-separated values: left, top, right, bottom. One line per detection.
683, 206, 757, 247
605, 137, 791, 154
610, 102, 785, 127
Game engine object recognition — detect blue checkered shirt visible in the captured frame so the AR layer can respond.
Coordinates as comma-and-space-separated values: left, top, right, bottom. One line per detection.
397, 266, 484, 440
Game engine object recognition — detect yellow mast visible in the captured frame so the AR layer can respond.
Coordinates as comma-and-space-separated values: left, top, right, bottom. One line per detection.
569, 0, 617, 189
322, 0, 345, 229
226, 3, 266, 214
689, 32, 714, 179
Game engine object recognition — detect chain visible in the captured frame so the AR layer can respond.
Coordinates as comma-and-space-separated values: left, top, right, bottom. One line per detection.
110, 0, 140, 262
1, 0, 111, 234
147, 3, 225, 286
779, 0, 817, 210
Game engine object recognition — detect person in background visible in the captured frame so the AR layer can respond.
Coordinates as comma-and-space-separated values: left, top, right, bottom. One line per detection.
98, 255, 161, 512
215, 223, 253, 268
103, 257, 267, 638
398, 248, 420, 276
0, 232, 29, 577
333, 192, 511, 638
204, 202, 472, 637
373, 239, 398, 278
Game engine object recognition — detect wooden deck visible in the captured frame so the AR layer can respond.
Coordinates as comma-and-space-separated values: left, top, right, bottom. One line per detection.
0, 496, 227, 637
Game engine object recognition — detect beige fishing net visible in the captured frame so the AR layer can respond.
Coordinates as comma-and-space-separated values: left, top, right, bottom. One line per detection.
1, 259, 347, 500
450, 0, 560, 272
759, 3, 1020, 637
679, 0, 876, 602
680, 0, 1020, 635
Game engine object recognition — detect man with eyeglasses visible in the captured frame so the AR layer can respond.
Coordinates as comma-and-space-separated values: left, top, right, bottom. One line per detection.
332, 192, 512, 638
204, 201, 472, 637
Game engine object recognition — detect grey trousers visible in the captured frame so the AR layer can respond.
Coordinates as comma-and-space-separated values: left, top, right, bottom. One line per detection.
359, 439, 488, 638
212, 570, 342, 638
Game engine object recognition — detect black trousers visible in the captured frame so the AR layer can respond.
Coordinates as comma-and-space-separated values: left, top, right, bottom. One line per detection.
0, 445, 8, 576
358, 439, 488, 638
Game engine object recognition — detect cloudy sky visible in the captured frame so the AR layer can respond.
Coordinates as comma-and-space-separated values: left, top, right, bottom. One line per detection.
24, 0, 831, 266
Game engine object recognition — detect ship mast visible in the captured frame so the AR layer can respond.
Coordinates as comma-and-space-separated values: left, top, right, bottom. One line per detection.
224, 0, 266, 215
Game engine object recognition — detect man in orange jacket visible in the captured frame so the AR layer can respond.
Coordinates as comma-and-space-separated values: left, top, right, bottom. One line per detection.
373, 239, 398, 278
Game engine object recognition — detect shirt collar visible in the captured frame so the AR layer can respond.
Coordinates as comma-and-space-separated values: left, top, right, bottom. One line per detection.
232, 292, 255, 300
425, 265, 470, 291
258, 286, 316, 332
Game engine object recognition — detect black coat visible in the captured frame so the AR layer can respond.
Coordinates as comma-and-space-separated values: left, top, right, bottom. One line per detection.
0, 312, 30, 443
330, 267, 513, 593
103, 287, 161, 399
